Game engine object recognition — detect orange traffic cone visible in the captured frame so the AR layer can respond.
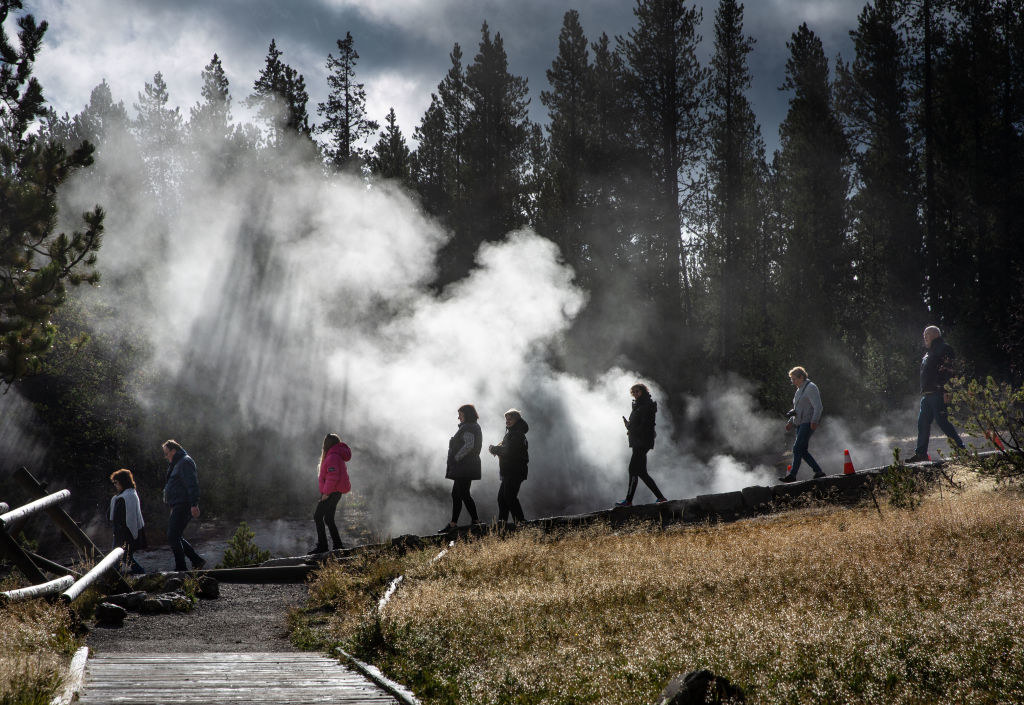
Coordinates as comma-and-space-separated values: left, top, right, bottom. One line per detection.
985, 429, 1006, 451
843, 449, 855, 475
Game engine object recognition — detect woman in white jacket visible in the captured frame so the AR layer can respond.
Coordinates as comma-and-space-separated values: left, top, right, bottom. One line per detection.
109, 468, 147, 574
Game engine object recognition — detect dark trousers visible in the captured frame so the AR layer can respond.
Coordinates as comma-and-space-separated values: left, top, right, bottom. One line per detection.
113, 536, 145, 574
167, 503, 203, 571
313, 491, 344, 550
451, 478, 478, 524
497, 477, 525, 523
916, 393, 965, 455
791, 422, 823, 476
626, 447, 665, 502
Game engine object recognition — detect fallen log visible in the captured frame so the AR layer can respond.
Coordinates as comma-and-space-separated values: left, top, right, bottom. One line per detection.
0, 490, 71, 530
60, 548, 123, 604
0, 575, 74, 605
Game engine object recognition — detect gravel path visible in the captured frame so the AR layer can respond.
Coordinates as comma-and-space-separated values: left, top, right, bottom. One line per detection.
85, 582, 309, 655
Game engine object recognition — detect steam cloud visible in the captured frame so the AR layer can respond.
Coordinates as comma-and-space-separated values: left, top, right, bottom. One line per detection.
7, 111, 948, 538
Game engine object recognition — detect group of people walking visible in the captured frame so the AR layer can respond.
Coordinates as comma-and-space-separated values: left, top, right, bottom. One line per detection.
107, 325, 968, 571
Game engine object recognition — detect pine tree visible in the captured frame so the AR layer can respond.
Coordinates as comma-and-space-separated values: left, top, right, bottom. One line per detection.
836, 0, 924, 403
436, 23, 533, 284
539, 10, 591, 273
704, 0, 770, 371
369, 107, 411, 183
411, 94, 450, 218
132, 71, 185, 214
619, 0, 709, 326
317, 32, 378, 172
189, 54, 232, 143
248, 39, 312, 147
0, 0, 104, 383
775, 24, 851, 361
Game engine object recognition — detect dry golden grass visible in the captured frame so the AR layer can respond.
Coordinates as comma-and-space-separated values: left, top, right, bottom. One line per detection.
0, 593, 75, 705
305, 482, 1024, 704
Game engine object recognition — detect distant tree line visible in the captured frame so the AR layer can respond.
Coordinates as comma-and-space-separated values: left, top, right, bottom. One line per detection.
4, 0, 1023, 516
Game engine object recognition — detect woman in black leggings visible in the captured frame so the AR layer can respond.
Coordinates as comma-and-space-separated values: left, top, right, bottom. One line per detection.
616, 383, 667, 507
440, 404, 482, 532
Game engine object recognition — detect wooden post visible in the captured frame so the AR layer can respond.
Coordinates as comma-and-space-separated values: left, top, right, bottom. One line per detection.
0, 490, 72, 530
60, 547, 123, 604
13, 467, 132, 593
0, 575, 75, 605
26, 550, 83, 579
0, 529, 47, 583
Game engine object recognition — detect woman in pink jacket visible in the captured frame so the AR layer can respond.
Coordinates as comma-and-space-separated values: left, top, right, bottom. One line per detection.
309, 433, 351, 554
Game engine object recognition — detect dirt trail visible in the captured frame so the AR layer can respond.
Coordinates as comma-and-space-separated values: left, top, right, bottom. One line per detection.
86, 582, 308, 654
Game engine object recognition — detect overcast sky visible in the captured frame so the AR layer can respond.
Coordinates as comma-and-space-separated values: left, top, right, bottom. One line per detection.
26, 0, 868, 153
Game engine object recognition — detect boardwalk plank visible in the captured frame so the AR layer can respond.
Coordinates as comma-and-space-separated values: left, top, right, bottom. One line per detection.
77, 652, 400, 705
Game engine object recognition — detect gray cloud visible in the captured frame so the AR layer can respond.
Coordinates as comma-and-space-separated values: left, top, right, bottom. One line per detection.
32, 0, 864, 154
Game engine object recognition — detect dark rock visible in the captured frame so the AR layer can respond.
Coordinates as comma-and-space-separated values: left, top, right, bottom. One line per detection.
740, 485, 774, 514
132, 573, 167, 593
103, 591, 146, 610
139, 591, 192, 614
694, 492, 748, 522
655, 669, 745, 705
163, 576, 185, 593
94, 602, 128, 627
197, 575, 219, 599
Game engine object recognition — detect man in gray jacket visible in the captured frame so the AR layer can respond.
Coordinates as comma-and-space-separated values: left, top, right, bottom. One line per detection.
162, 440, 206, 571
779, 366, 826, 482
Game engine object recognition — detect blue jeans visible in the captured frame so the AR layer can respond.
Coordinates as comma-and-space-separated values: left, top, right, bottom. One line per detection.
167, 503, 204, 571
916, 393, 965, 456
791, 423, 823, 477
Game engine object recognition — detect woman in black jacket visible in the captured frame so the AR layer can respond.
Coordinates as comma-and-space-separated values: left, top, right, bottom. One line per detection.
488, 408, 529, 525
440, 404, 483, 531
616, 383, 667, 507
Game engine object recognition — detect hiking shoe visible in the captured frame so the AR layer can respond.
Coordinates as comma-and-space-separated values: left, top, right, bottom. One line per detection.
191, 557, 207, 569
307, 546, 327, 555
906, 453, 928, 463
778, 474, 797, 483
656, 497, 669, 504
813, 471, 827, 479
437, 523, 457, 534
615, 499, 632, 507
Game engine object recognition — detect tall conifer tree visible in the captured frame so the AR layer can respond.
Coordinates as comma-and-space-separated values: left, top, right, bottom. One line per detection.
318, 32, 378, 172
704, 0, 770, 370
369, 107, 411, 184
0, 0, 104, 382
775, 24, 851, 360
248, 39, 312, 147
620, 0, 708, 326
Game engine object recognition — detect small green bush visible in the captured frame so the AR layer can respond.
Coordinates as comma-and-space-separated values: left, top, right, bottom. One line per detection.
949, 376, 1024, 482
216, 521, 270, 568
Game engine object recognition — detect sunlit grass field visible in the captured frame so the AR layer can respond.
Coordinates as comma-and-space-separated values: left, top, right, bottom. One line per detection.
0, 596, 75, 705
298, 479, 1024, 704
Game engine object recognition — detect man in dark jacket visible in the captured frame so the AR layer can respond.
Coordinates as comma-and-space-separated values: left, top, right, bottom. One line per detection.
162, 440, 206, 571
488, 409, 529, 524
908, 326, 966, 462
616, 383, 668, 507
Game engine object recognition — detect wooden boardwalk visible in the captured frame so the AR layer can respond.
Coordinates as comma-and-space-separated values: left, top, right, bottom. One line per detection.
77, 652, 400, 704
